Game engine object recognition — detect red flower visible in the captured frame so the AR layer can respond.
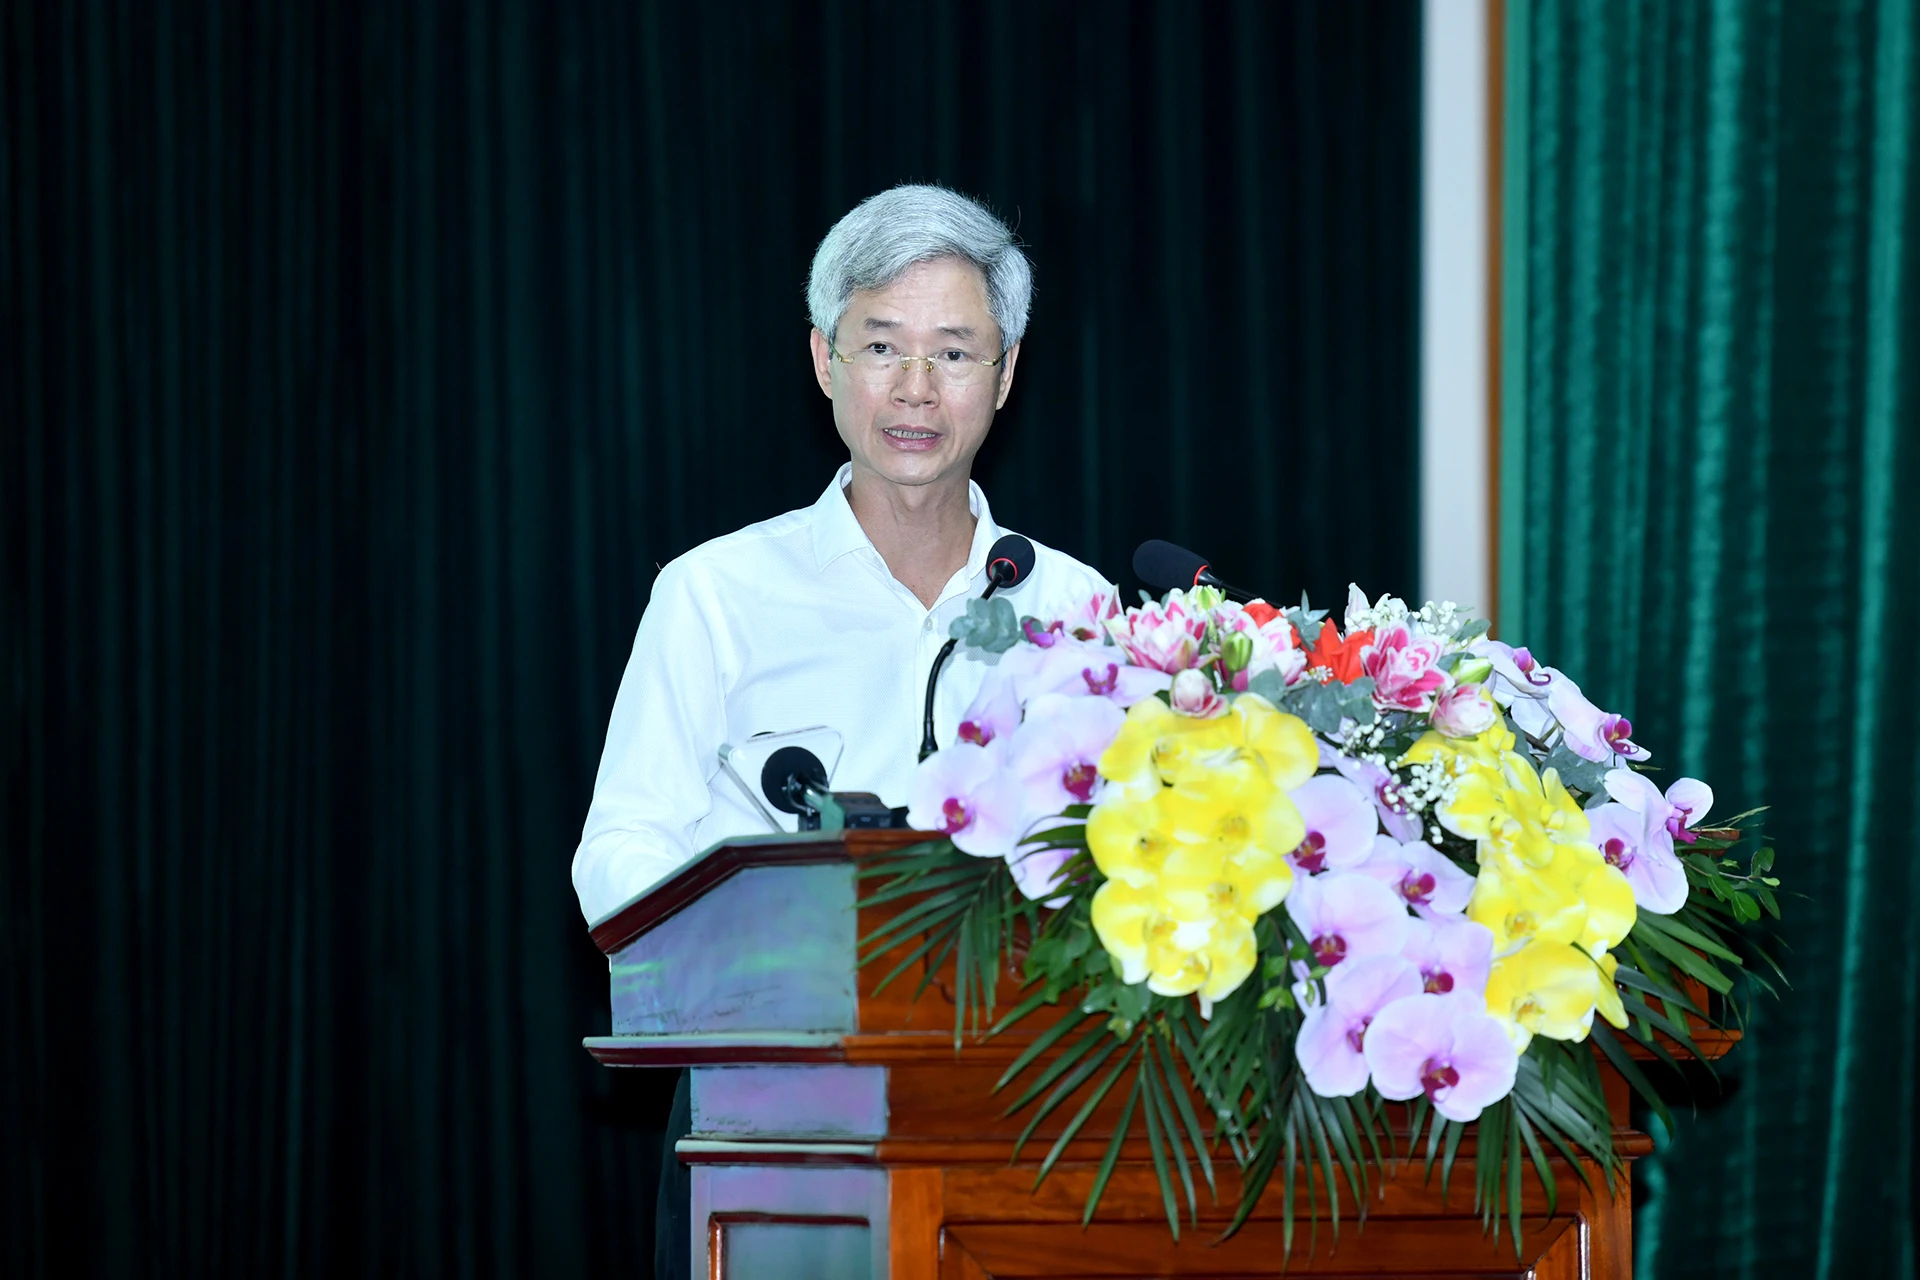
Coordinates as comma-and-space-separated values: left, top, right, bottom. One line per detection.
1243, 600, 1284, 628
1308, 624, 1375, 685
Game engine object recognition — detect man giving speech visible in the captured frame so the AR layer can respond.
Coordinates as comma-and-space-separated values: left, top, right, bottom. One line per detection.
573, 185, 1110, 924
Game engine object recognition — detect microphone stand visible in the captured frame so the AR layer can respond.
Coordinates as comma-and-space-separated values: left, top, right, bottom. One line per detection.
918, 572, 1011, 762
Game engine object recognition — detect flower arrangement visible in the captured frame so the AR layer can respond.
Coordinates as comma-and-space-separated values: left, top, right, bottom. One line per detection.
861, 584, 1785, 1249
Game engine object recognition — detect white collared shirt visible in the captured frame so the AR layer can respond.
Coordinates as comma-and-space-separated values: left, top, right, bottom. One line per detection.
572, 465, 1113, 924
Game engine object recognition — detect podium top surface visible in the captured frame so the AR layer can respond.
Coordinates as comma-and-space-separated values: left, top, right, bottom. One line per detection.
588, 828, 931, 956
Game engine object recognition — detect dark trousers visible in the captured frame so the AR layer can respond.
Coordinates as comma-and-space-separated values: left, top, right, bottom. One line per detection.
652, 1070, 692, 1279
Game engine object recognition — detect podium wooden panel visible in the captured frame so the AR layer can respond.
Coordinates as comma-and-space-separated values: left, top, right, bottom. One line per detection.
586, 830, 1704, 1278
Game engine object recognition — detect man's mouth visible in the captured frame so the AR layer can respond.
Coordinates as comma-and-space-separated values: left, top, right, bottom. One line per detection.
882, 427, 939, 442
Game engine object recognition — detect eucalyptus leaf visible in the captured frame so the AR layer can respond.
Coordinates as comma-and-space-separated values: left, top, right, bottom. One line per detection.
1541, 742, 1610, 795
948, 595, 1022, 652
1244, 668, 1287, 704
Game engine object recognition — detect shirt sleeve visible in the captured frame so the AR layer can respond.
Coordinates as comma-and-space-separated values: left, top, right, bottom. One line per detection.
571, 558, 731, 924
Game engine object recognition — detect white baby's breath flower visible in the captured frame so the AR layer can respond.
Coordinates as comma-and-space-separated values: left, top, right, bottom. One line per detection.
1413, 599, 1465, 638
1344, 584, 1411, 634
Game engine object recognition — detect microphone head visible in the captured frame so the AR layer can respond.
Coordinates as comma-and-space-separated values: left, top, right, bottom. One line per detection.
761, 746, 830, 815
986, 534, 1036, 588
1133, 539, 1210, 591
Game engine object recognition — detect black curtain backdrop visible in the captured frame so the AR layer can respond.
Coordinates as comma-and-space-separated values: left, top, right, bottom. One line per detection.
0, 2, 1421, 1276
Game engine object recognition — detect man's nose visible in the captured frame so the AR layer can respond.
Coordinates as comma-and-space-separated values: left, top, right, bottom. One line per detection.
893, 360, 939, 406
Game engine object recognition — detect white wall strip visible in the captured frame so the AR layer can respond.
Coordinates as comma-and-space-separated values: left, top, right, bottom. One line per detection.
1418, 0, 1493, 617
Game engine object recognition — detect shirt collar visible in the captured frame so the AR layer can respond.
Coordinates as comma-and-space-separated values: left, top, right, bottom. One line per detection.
810, 463, 1002, 585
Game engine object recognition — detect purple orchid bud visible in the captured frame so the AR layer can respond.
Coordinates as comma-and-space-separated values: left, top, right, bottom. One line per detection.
1363, 993, 1519, 1122
1021, 617, 1064, 648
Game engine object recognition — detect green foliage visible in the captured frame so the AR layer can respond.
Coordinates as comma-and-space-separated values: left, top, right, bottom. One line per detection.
855, 806, 1785, 1261
1281, 676, 1378, 732
948, 595, 1022, 653
1539, 742, 1610, 794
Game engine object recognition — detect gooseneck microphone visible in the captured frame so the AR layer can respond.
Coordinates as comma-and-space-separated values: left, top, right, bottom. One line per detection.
1132, 538, 1257, 603
759, 744, 901, 830
918, 534, 1035, 762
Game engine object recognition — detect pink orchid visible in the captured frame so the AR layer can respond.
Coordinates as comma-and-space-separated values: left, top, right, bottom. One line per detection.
1295, 955, 1424, 1097
1398, 914, 1494, 999
1606, 767, 1712, 841
1284, 870, 1411, 969
1355, 835, 1477, 918
905, 741, 1023, 860
1586, 801, 1689, 915
1363, 993, 1518, 1121
1002, 694, 1126, 818
1285, 775, 1380, 875
1470, 639, 1560, 739
1550, 677, 1651, 763
1024, 639, 1173, 708
1105, 592, 1208, 673
1432, 683, 1500, 738
1006, 841, 1077, 905
1169, 669, 1228, 718
1362, 623, 1453, 713
1324, 750, 1425, 842
1593, 768, 1712, 915
955, 665, 1023, 747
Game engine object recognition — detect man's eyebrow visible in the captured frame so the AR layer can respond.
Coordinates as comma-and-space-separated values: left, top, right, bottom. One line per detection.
937, 324, 978, 340
861, 317, 901, 331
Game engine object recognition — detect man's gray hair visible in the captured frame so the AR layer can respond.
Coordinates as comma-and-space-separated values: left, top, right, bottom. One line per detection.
807, 184, 1032, 351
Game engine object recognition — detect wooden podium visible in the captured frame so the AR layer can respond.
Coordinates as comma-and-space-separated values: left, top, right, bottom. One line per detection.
586, 830, 1684, 1278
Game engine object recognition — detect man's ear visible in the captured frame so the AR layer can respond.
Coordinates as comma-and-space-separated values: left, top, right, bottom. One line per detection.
993, 342, 1022, 411
809, 328, 835, 399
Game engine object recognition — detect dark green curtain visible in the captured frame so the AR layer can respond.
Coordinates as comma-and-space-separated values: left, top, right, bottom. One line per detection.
0, 2, 1420, 1275
1504, 0, 1918, 1275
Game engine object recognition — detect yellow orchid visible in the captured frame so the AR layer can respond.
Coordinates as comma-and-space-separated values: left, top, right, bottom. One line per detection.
1228, 693, 1320, 791
1467, 854, 1590, 953
1571, 858, 1638, 957
1399, 718, 1517, 779
1098, 697, 1234, 796
1098, 692, 1317, 798
1470, 835, 1638, 959
1085, 697, 1313, 1006
1086, 795, 1175, 889
1156, 764, 1301, 907
1483, 940, 1629, 1052
1089, 878, 1258, 1001
1440, 753, 1593, 869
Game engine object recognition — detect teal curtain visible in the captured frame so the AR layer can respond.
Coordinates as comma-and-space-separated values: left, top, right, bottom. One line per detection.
1504, 0, 1919, 1274
0, 2, 1420, 1275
